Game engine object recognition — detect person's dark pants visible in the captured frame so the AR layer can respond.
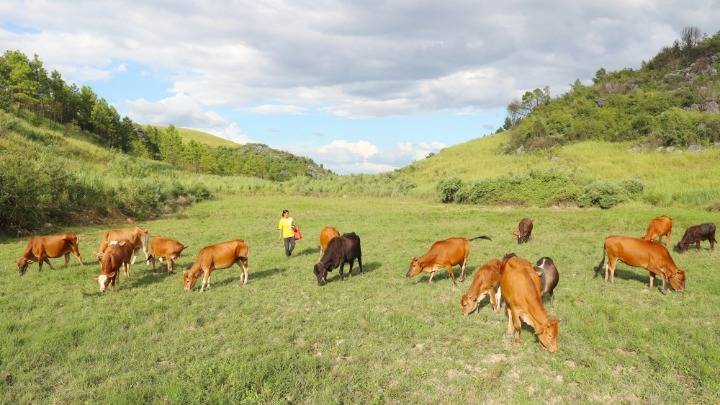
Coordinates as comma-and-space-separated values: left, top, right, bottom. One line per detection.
284, 237, 296, 256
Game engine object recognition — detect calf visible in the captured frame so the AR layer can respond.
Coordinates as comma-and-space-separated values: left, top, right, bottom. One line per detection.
675, 223, 716, 253
642, 216, 672, 245
17, 233, 84, 276
183, 240, 249, 291
318, 226, 341, 261
96, 242, 130, 292
98, 227, 149, 264
460, 258, 503, 315
512, 218, 533, 244
406, 235, 491, 288
595, 236, 685, 293
147, 237, 187, 273
534, 257, 559, 302
500, 254, 559, 352
99, 240, 135, 276
314, 232, 362, 286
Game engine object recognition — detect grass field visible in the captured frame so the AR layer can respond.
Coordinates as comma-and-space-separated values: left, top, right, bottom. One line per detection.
174, 127, 240, 148
400, 132, 720, 206
1, 195, 719, 403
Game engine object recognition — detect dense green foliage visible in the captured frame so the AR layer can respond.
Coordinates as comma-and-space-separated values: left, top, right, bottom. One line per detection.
436, 170, 644, 209
0, 112, 213, 233
0, 50, 330, 181
504, 31, 720, 151
1, 195, 718, 402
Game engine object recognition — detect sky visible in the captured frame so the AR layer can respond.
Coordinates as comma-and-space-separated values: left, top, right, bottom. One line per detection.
1, 1, 719, 173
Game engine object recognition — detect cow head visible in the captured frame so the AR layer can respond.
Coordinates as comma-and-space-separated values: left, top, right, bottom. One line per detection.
96, 272, 116, 292
674, 242, 689, 253
183, 270, 200, 291
669, 269, 686, 291
314, 263, 327, 286
16, 257, 32, 276
460, 293, 479, 316
538, 317, 559, 353
406, 257, 422, 278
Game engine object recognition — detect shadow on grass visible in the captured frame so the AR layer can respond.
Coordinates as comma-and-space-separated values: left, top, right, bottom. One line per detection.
415, 266, 469, 284
212, 267, 288, 287
128, 268, 174, 288
326, 261, 382, 282
612, 268, 651, 285
294, 246, 320, 257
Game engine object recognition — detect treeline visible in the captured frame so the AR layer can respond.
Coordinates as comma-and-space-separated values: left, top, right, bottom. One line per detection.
0, 50, 330, 181
501, 28, 720, 151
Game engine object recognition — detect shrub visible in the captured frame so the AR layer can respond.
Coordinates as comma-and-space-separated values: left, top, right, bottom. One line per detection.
436, 177, 463, 203
579, 180, 628, 209
620, 178, 645, 198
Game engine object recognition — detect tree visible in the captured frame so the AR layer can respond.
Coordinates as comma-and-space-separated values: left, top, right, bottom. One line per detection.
681, 26, 702, 49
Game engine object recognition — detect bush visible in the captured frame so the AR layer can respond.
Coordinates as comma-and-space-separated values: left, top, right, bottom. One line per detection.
436, 177, 463, 203
579, 181, 628, 209
620, 178, 645, 198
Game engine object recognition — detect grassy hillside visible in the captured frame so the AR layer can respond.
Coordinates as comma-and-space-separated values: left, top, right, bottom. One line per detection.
0, 110, 274, 233
398, 132, 720, 208
504, 32, 720, 151
1, 195, 718, 402
175, 127, 240, 148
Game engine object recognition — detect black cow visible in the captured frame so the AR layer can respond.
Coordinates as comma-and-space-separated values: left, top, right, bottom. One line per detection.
675, 223, 716, 253
313, 232, 362, 286
534, 256, 559, 303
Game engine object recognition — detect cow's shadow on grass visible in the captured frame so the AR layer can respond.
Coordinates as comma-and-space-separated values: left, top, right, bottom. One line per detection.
212, 267, 288, 287
415, 267, 470, 284
326, 261, 381, 282
295, 247, 320, 257
612, 268, 651, 285
127, 268, 174, 288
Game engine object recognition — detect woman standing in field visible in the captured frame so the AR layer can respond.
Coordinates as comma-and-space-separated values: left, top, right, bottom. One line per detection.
278, 209, 296, 257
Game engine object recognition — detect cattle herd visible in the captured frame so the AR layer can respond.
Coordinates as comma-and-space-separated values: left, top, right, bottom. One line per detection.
14, 215, 716, 352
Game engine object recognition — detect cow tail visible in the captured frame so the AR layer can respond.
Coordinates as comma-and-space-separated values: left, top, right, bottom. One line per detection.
468, 235, 492, 241
593, 244, 606, 278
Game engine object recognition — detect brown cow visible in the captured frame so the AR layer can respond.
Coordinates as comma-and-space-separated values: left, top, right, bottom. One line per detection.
500, 254, 559, 352
97, 227, 149, 264
95, 242, 132, 292
512, 218, 533, 244
460, 258, 503, 315
98, 240, 135, 276
183, 240, 249, 291
319, 226, 340, 261
17, 233, 84, 276
642, 216, 672, 245
406, 235, 491, 288
595, 236, 686, 293
147, 237, 187, 273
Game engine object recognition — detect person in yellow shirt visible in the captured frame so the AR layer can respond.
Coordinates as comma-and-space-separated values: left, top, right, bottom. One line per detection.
278, 209, 296, 257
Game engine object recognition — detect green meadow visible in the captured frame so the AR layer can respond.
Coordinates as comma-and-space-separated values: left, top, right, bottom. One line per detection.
1, 194, 719, 403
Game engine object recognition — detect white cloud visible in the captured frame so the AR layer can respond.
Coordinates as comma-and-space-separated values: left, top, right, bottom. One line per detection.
395, 141, 447, 161
249, 104, 306, 114
316, 140, 379, 163
193, 122, 251, 145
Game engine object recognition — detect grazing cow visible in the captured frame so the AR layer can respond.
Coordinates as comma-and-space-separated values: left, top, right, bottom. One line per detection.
96, 242, 131, 292
406, 235, 491, 288
460, 258, 503, 315
98, 239, 136, 276
17, 233, 84, 276
319, 226, 341, 261
534, 257, 559, 302
147, 237, 187, 273
183, 240, 249, 291
675, 223, 716, 253
595, 236, 685, 293
642, 216, 672, 245
500, 254, 559, 352
97, 227, 149, 264
314, 232, 362, 286
512, 218, 534, 244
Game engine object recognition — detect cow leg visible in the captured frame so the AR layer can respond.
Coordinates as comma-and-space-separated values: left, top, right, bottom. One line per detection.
488, 288, 498, 313
200, 268, 211, 292
710, 237, 716, 250
348, 259, 355, 277
459, 257, 467, 282
428, 270, 435, 283
358, 256, 363, 273
130, 254, 137, 265
235, 260, 248, 286
696, 241, 701, 250
64, 253, 70, 268
661, 275, 668, 294
506, 307, 514, 335
446, 265, 457, 289
167, 257, 174, 273
495, 287, 503, 312
607, 258, 618, 283
44, 257, 55, 270
648, 272, 655, 289
512, 311, 522, 345
339, 263, 345, 280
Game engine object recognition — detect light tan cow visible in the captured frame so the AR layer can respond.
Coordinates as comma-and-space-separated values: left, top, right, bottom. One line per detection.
17, 232, 84, 275
183, 240, 249, 291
